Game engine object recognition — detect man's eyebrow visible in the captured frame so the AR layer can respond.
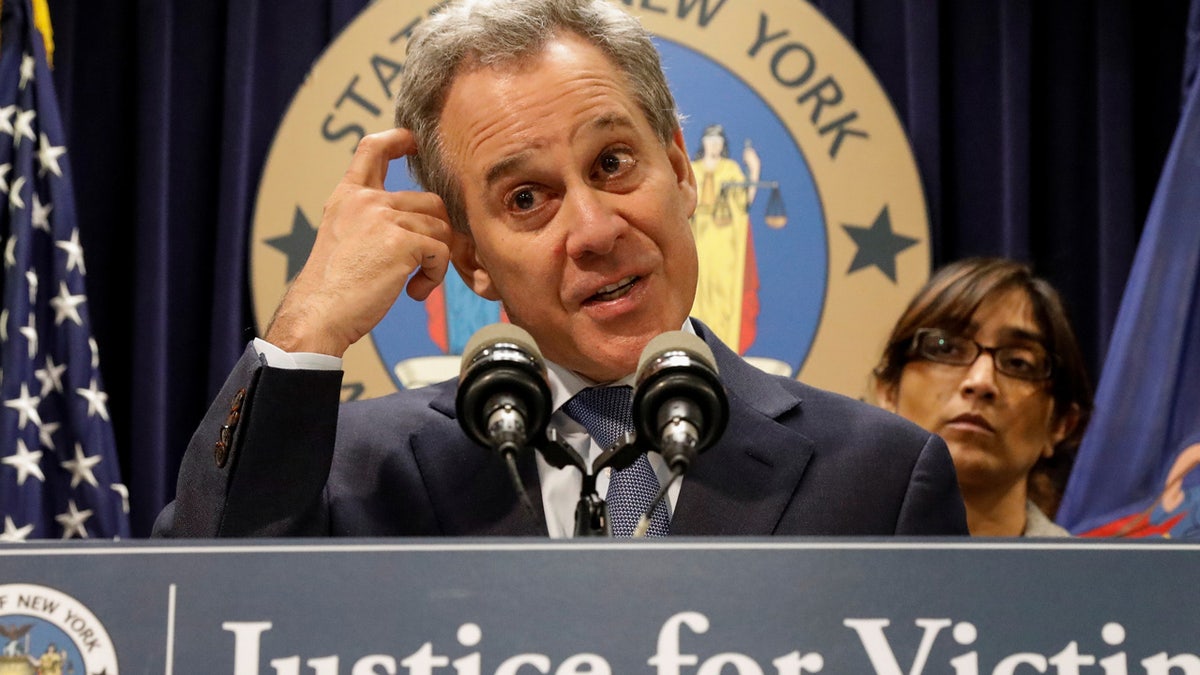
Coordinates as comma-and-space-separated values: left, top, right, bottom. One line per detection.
588, 112, 636, 133
485, 150, 536, 188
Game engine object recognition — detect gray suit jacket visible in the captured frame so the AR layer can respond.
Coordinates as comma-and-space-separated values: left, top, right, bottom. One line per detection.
153, 320, 967, 537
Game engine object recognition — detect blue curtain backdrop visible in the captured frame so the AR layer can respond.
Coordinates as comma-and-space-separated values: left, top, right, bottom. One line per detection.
43, 0, 1192, 537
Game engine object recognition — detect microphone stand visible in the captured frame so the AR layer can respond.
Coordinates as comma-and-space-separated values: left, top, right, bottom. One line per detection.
534, 429, 649, 537
574, 473, 607, 536
579, 431, 649, 537
534, 430, 610, 536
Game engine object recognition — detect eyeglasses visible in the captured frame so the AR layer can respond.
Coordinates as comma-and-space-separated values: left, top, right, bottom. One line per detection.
908, 328, 1054, 381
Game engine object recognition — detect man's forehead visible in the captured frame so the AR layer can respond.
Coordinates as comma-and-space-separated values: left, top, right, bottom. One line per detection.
479, 112, 639, 186
437, 33, 651, 189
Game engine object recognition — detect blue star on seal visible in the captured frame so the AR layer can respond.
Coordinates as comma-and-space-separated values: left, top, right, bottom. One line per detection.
265, 206, 318, 282
841, 205, 918, 283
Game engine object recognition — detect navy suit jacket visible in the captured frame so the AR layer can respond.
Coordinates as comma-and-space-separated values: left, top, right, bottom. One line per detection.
154, 320, 967, 537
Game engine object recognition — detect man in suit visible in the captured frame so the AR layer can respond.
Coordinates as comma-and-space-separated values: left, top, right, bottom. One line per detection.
153, 0, 967, 538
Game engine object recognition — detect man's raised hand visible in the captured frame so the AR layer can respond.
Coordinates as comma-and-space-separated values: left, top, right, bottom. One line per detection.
264, 128, 454, 357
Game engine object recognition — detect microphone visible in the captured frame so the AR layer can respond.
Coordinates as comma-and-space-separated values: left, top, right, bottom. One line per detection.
457, 322, 551, 454
629, 331, 728, 537
456, 323, 552, 517
632, 330, 729, 472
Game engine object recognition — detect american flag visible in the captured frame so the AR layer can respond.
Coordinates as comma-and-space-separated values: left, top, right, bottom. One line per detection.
0, 0, 129, 540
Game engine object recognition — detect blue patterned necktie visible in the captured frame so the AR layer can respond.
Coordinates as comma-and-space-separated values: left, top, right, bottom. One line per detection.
562, 386, 671, 537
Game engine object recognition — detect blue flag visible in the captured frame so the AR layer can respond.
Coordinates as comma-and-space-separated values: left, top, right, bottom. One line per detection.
1055, 0, 1200, 539
0, 0, 130, 540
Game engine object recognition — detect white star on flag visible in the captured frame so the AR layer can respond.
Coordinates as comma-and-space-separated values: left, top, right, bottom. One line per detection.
36, 131, 64, 177
36, 420, 59, 450
56, 227, 85, 273
4, 381, 41, 429
61, 443, 101, 489
2, 439, 45, 485
0, 516, 34, 543
13, 108, 35, 146
110, 483, 130, 514
18, 53, 34, 89
0, 105, 15, 135
76, 376, 110, 421
49, 280, 84, 325
30, 190, 51, 230
18, 312, 37, 357
55, 500, 93, 539
34, 353, 66, 395
1, 0, 130, 540
0, 0, 129, 535
8, 174, 25, 209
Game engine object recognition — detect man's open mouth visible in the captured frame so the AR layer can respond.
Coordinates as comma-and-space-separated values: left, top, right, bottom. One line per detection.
588, 276, 639, 302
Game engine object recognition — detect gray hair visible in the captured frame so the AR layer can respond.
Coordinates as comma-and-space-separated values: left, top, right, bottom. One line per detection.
393, 0, 682, 233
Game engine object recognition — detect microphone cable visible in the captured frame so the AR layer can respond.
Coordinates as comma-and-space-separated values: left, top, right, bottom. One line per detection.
499, 439, 537, 520
457, 323, 551, 524
632, 465, 684, 538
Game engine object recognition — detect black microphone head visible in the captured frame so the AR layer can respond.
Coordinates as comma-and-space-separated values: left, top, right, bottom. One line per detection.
632, 330, 729, 458
456, 322, 551, 451
460, 322, 543, 373
635, 330, 720, 376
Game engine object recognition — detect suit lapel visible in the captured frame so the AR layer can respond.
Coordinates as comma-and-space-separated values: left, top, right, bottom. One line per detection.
670, 321, 815, 535
407, 320, 812, 537
411, 382, 548, 536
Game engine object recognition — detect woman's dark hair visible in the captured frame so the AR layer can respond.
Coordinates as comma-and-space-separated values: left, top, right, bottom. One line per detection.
873, 257, 1094, 517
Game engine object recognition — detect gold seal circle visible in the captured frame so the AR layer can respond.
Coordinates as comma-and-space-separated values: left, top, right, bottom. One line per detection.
0, 583, 120, 673
251, 0, 928, 400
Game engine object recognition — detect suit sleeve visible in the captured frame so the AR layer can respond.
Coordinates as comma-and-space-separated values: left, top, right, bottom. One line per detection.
151, 343, 344, 537
894, 432, 970, 535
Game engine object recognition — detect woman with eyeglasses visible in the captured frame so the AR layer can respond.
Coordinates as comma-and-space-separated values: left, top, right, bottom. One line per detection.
872, 257, 1094, 536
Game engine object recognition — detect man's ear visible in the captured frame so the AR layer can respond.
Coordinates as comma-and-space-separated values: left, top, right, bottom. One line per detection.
450, 230, 500, 301
669, 128, 698, 213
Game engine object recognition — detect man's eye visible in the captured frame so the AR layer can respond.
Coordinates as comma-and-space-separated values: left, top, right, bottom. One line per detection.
593, 149, 635, 179
511, 188, 537, 211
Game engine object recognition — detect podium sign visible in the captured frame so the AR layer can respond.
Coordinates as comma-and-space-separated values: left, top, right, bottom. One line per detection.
1, 538, 1198, 674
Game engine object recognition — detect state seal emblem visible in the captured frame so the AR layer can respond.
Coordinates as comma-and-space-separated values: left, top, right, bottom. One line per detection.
0, 584, 119, 674
251, 0, 929, 401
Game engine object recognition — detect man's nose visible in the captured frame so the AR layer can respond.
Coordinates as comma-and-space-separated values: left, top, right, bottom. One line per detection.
563, 188, 623, 259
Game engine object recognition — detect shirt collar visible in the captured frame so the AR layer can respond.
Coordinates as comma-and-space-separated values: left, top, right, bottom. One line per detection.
544, 318, 696, 411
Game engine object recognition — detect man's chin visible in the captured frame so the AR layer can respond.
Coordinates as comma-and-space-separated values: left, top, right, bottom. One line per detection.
577, 352, 641, 383
550, 315, 686, 378
564, 338, 643, 382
